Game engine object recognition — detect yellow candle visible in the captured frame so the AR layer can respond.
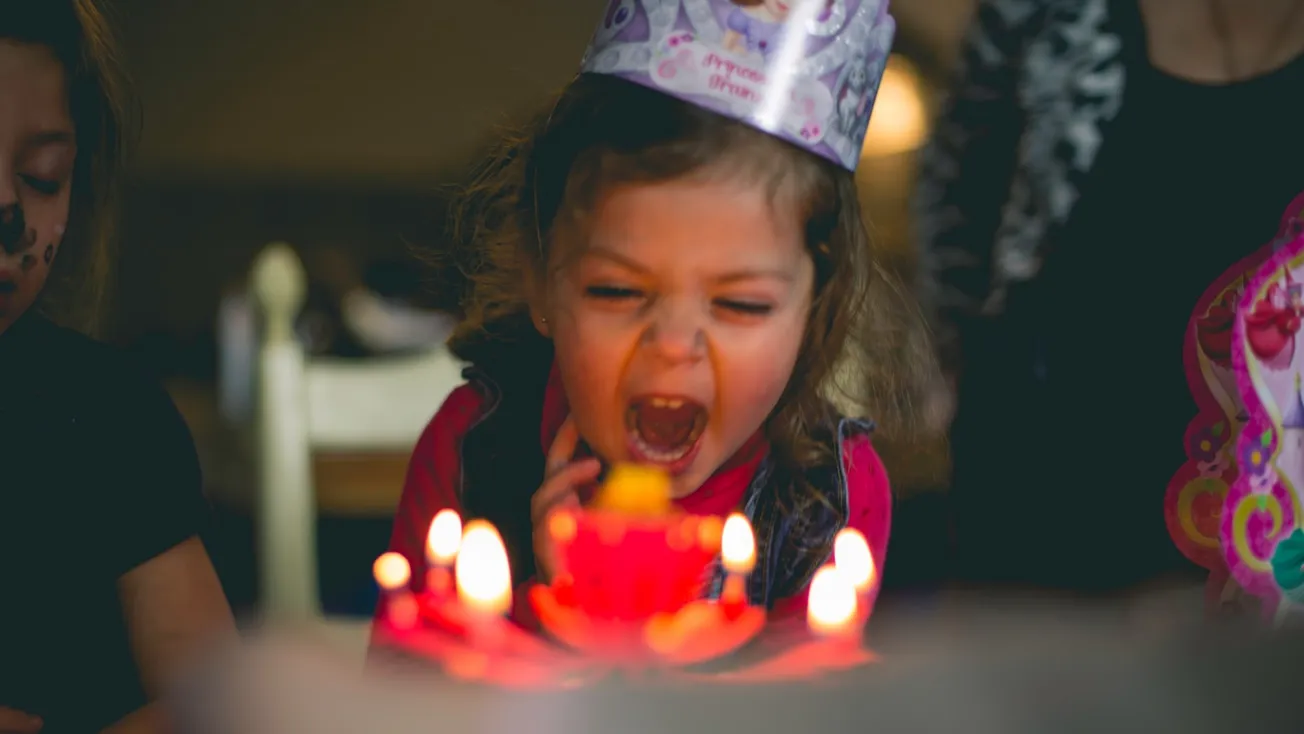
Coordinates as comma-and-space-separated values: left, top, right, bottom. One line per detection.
455, 520, 513, 617
592, 463, 673, 516
806, 565, 858, 638
720, 513, 755, 614
833, 528, 876, 595
373, 552, 417, 627
374, 551, 412, 590
425, 509, 462, 595
721, 513, 757, 575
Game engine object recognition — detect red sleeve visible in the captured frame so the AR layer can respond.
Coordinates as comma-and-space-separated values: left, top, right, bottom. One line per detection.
370, 384, 481, 628
770, 435, 893, 621
369, 384, 546, 651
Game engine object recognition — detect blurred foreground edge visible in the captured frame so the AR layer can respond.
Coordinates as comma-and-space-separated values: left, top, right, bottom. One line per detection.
173, 621, 1304, 734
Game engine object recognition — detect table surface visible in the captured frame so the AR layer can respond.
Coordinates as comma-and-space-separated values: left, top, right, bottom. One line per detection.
178, 599, 1304, 734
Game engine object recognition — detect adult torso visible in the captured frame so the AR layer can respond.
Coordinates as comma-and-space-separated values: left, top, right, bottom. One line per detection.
951, 0, 1304, 590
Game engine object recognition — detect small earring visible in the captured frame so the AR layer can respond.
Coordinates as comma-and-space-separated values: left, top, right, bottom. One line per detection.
541, 317, 548, 324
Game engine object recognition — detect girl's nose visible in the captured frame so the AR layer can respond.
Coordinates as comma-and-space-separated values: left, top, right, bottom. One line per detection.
641, 299, 706, 364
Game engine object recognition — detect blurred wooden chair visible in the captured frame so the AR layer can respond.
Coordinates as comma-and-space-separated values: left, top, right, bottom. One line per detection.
249, 243, 465, 652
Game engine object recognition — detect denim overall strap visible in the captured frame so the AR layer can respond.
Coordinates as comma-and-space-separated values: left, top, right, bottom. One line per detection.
704, 417, 873, 608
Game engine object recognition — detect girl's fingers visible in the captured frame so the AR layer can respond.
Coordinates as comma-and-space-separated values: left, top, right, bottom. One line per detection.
545, 416, 582, 476
531, 458, 600, 525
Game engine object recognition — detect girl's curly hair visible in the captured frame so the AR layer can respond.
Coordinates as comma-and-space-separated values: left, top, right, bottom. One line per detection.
440, 73, 935, 509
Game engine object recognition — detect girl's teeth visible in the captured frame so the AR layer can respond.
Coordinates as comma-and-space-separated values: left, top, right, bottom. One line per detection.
647, 397, 686, 409
631, 433, 693, 463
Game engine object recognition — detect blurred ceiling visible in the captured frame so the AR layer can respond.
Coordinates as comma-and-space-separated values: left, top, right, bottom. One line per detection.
115, 0, 974, 184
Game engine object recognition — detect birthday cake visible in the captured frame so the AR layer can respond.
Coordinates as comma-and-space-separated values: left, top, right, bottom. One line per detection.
371, 463, 878, 688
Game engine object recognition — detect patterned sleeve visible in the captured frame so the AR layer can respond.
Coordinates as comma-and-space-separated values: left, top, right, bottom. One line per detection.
768, 434, 891, 621
913, 0, 1033, 375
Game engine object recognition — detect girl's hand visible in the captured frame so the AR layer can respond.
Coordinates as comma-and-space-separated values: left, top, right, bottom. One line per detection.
531, 416, 601, 584
0, 707, 42, 734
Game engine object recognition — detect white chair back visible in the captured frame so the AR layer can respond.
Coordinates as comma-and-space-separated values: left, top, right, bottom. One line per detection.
249, 243, 465, 625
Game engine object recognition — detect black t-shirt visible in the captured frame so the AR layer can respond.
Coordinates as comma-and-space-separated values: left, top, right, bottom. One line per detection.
0, 313, 208, 733
950, 4, 1304, 590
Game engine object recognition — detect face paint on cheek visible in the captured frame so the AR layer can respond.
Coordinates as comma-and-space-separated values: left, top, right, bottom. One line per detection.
10, 231, 47, 271
1, 228, 37, 257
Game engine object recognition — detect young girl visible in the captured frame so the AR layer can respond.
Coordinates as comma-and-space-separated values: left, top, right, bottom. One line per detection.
1, 2, 236, 732
375, 0, 925, 629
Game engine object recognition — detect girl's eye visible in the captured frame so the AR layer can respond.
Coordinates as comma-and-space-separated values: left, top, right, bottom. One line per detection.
716, 299, 773, 316
20, 175, 62, 196
585, 285, 643, 300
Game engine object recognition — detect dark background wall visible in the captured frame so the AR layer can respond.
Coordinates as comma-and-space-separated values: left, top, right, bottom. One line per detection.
105, 0, 974, 356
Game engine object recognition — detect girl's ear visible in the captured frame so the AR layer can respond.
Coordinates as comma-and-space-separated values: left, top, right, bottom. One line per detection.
526, 269, 552, 338
530, 304, 551, 338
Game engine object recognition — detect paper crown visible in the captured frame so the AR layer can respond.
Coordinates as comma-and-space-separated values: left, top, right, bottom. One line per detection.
580, 0, 896, 172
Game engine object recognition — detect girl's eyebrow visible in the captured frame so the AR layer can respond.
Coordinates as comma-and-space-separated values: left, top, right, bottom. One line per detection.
23, 129, 75, 150
715, 269, 795, 284
582, 246, 794, 284
583, 246, 648, 273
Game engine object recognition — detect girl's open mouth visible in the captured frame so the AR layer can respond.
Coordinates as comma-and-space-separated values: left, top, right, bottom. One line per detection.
626, 394, 707, 474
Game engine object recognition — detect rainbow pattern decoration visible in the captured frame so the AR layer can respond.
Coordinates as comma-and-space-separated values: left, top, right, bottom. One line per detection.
1221, 195, 1304, 623
1167, 193, 1304, 617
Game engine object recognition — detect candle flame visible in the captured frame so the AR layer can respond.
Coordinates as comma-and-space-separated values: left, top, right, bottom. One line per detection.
373, 552, 411, 591
427, 509, 463, 565
721, 513, 756, 574
807, 565, 857, 636
833, 528, 875, 593
455, 520, 513, 616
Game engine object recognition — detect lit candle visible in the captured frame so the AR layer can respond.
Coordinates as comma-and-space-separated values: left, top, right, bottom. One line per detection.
833, 528, 876, 620
720, 513, 756, 620
454, 521, 513, 649
373, 552, 418, 628
806, 565, 858, 640
426, 509, 462, 597
455, 520, 513, 618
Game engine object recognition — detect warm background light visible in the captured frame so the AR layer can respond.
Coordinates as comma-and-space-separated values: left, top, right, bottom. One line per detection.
861, 54, 930, 159
807, 566, 857, 636
833, 528, 875, 593
455, 521, 513, 616
373, 552, 411, 591
427, 509, 463, 565
721, 513, 756, 574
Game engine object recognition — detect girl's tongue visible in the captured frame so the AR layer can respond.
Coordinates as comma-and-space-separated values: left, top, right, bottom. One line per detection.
629, 397, 706, 453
